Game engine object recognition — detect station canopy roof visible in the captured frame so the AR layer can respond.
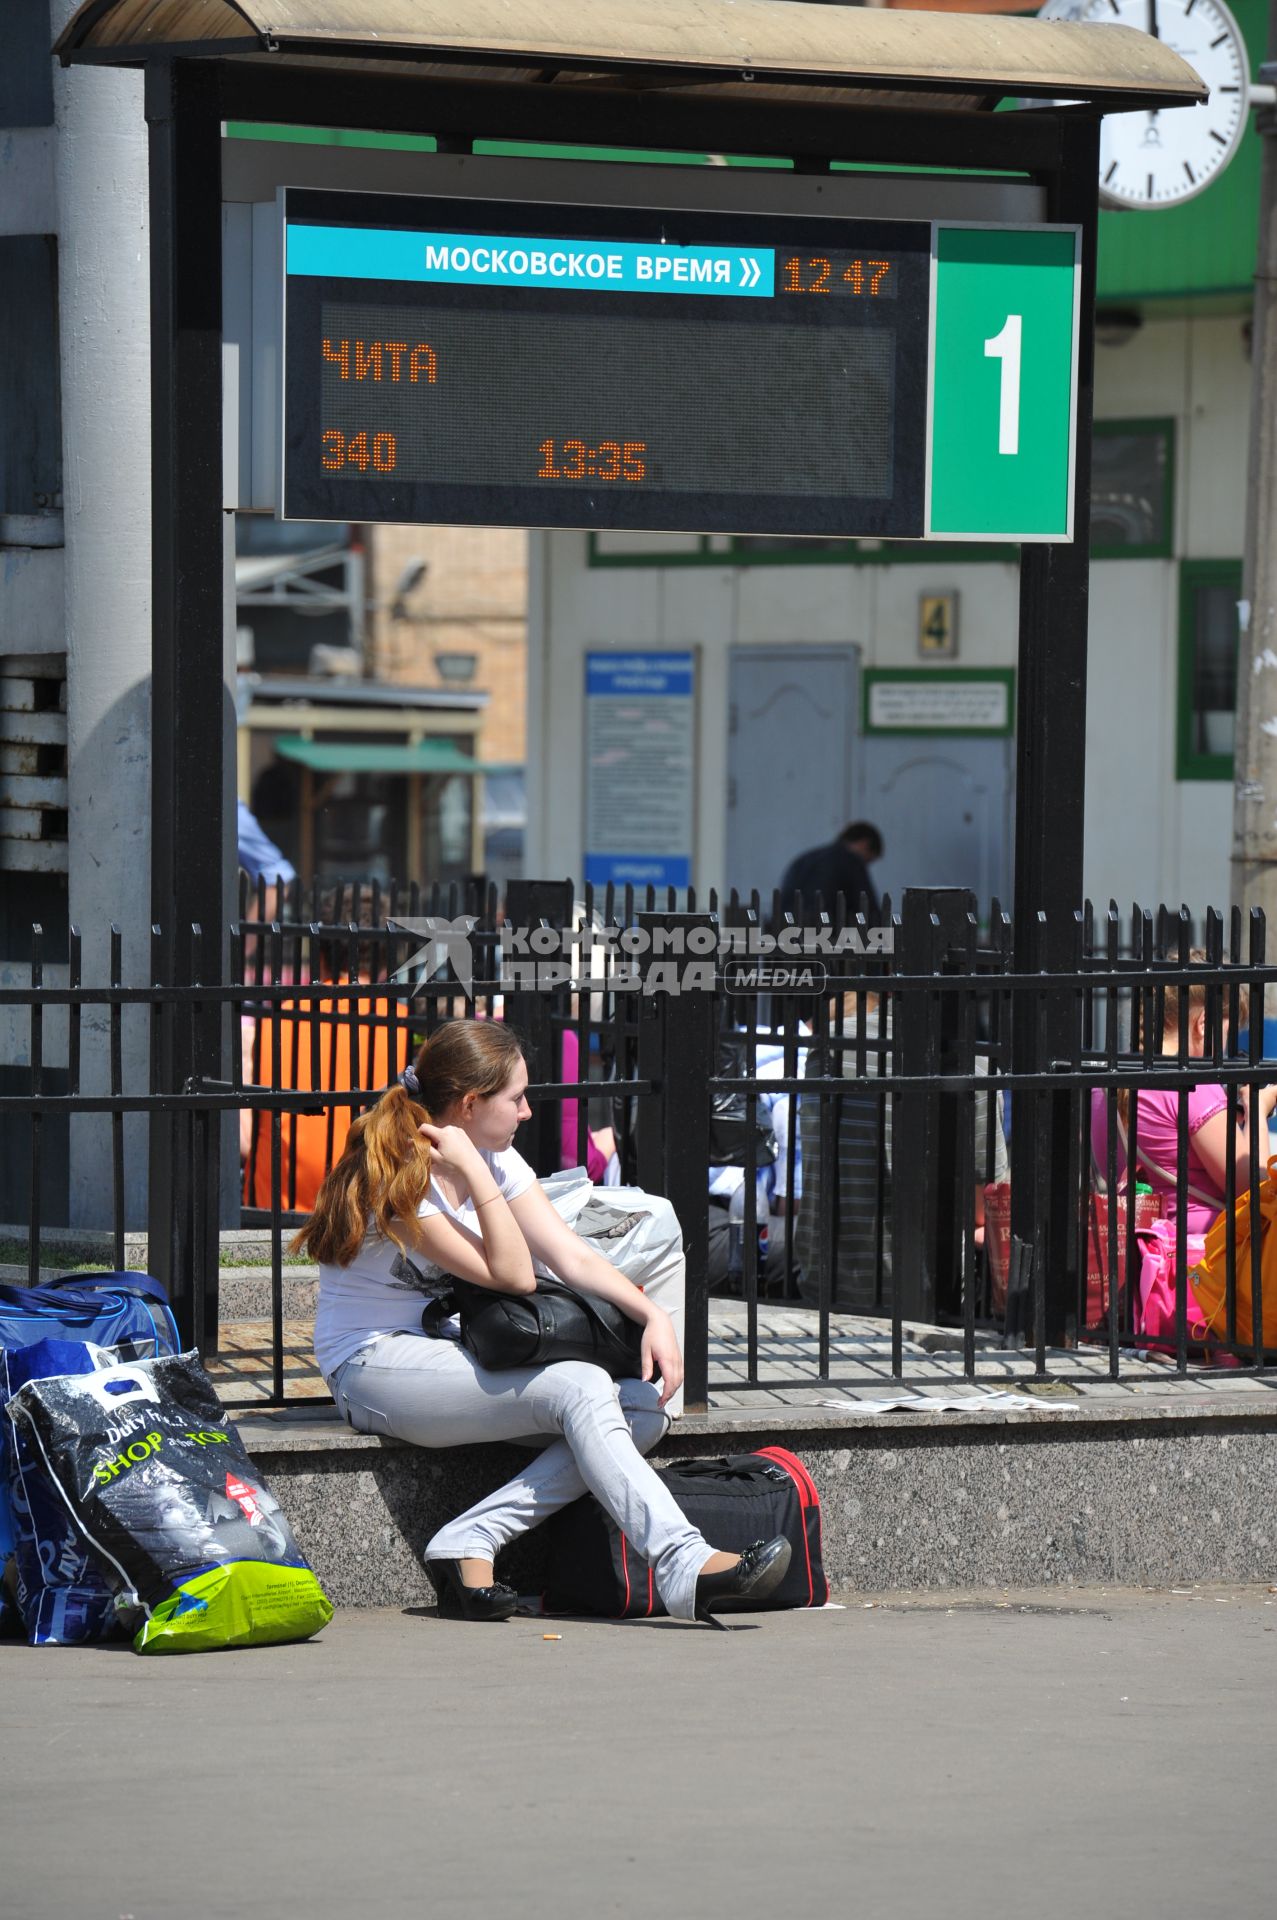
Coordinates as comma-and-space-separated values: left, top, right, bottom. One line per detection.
55, 0, 1207, 115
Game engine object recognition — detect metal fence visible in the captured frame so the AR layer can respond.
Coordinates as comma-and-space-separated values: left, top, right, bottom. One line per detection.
4, 883, 1277, 1410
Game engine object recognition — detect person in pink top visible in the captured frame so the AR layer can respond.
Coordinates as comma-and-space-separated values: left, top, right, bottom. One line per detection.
559, 1026, 616, 1181
1091, 959, 1277, 1234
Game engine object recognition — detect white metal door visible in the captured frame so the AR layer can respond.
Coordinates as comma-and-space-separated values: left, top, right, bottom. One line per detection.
859, 736, 1013, 909
725, 646, 859, 899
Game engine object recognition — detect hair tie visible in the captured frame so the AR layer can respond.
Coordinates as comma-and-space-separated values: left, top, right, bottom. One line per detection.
399, 1065, 421, 1098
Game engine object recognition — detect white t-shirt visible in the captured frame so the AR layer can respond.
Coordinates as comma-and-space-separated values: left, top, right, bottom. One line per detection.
313, 1144, 537, 1378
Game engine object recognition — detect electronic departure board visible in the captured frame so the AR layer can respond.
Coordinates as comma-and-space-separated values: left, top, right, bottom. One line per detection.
281, 189, 1081, 541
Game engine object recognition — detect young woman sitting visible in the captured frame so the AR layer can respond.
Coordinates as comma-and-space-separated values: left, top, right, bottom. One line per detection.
294, 1018, 791, 1625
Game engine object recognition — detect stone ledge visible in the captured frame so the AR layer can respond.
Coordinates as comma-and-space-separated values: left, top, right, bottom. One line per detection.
232, 1386, 1277, 1460
254, 1403, 1277, 1608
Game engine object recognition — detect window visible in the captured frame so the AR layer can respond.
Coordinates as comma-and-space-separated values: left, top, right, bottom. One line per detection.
1177, 560, 1241, 781
586, 532, 1012, 567
0, 237, 61, 518
0, 4, 55, 128
727, 536, 1009, 565
1091, 419, 1173, 558
0, 652, 68, 964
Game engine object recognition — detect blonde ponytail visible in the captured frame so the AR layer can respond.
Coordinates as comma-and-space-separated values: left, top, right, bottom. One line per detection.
291, 1084, 432, 1267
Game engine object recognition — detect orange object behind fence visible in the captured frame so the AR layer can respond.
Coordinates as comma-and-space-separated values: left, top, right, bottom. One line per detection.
1192, 1153, 1277, 1349
243, 989, 410, 1214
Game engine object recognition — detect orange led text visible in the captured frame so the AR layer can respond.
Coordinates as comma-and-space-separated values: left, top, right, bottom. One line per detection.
322, 340, 438, 382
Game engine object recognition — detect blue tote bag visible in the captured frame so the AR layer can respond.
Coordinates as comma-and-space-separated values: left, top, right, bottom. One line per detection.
0, 1272, 181, 1573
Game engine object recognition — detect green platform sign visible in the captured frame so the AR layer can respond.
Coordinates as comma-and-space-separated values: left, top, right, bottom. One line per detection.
927, 225, 1080, 542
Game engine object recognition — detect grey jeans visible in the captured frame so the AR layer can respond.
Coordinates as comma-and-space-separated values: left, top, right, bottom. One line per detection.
329, 1332, 711, 1620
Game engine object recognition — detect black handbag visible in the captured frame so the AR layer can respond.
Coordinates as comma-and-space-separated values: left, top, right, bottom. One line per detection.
708, 1036, 781, 1170
421, 1275, 646, 1380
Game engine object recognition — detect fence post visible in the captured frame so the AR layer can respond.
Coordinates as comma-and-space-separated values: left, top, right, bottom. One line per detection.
893, 888, 976, 1322
635, 912, 715, 1412
1007, 907, 1083, 1354
503, 879, 575, 1171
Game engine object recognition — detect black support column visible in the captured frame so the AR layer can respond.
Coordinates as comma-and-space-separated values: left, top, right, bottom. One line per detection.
1008, 117, 1100, 1353
146, 59, 226, 1344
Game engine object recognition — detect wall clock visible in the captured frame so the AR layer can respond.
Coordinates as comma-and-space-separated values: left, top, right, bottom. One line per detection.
1038, 0, 1250, 208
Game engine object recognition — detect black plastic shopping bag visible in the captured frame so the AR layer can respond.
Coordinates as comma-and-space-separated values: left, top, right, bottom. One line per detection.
6, 1351, 332, 1653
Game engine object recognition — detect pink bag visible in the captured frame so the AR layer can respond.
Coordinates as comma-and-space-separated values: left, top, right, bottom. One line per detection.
1134, 1221, 1209, 1347
1086, 1190, 1163, 1330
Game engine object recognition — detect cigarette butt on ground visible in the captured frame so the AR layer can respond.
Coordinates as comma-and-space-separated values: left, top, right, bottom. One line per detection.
542, 1633, 562, 1641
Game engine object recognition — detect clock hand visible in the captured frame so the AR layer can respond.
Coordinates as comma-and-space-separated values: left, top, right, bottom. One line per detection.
1147, 0, 1160, 36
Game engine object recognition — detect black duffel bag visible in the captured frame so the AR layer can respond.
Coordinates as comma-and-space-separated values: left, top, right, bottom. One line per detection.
422, 1274, 645, 1380
542, 1447, 828, 1617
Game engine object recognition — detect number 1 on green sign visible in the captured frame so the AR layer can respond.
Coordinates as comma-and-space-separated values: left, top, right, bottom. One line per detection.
983, 314, 1022, 457
929, 225, 1078, 539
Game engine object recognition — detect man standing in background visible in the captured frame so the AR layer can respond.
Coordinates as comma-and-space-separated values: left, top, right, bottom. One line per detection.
777, 820, 883, 920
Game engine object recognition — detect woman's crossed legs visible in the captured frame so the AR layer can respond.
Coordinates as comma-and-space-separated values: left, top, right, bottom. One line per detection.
330, 1332, 710, 1620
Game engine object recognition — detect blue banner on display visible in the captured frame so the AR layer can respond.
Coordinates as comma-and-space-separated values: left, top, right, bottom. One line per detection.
287, 225, 774, 299
586, 655, 696, 699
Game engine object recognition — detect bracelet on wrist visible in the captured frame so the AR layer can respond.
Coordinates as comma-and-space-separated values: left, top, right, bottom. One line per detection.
473, 1191, 503, 1209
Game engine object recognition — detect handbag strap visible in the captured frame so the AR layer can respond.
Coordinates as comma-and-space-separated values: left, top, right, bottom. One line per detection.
0, 1273, 167, 1316
420, 1289, 459, 1338
545, 1277, 644, 1354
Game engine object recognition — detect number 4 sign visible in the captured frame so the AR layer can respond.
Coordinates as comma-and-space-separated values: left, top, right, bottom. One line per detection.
927, 225, 1080, 541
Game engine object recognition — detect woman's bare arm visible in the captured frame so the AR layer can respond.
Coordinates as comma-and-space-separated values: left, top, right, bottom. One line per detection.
507, 1184, 649, 1314
410, 1124, 535, 1294
507, 1184, 683, 1406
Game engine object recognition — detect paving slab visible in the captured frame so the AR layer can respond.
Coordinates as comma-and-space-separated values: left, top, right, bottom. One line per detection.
3, 1588, 1274, 1920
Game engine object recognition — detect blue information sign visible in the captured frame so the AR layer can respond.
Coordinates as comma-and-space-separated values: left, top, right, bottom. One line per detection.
585, 651, 695, 890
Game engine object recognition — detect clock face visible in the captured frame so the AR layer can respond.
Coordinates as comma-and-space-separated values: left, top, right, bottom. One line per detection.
1038, 0, 1249, 209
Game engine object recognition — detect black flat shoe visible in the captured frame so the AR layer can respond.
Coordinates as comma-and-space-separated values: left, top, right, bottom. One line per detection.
694, 1536, 792, 1630
426, 1558, 518, 1622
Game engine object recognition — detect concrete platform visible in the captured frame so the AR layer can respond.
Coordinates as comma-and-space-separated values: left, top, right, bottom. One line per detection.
5, 1591, 1275, 1920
